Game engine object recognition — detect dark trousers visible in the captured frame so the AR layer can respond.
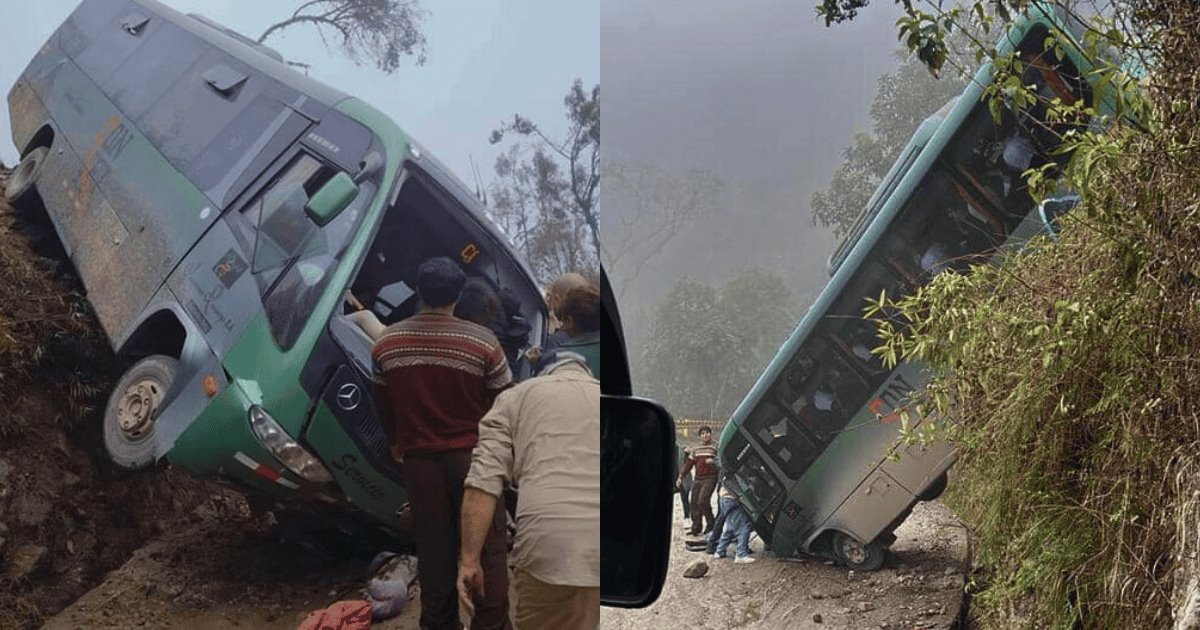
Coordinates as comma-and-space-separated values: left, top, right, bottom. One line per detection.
403, 450, 511, 630
679, 476, 692, 519
689, 476, 717, 535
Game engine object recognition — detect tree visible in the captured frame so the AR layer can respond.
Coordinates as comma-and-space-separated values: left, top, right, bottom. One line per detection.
601, 160, 724, 298
491, 81, 600, 265
488, 144, 592, 283
811, 50, 967, 238
639, 269, 796, 420
259, 0, 428, 74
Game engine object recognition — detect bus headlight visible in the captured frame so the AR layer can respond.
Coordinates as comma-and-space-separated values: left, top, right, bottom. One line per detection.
248, 405, 335, 484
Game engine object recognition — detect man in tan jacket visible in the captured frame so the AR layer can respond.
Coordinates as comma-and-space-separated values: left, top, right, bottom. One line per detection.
457, 352, 600, 629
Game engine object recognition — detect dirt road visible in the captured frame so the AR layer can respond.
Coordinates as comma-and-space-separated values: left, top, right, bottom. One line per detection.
600, 500, 970, 630
41, 499, 429, 630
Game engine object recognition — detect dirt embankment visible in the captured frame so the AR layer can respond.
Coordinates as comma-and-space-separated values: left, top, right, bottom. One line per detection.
0, 169, 239, 629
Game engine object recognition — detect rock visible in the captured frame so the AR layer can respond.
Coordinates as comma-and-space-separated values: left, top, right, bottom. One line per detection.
12, 495, 50, 528
840, 607, 853, 615
6, 544, 48, 580
811, 591, 825, 600
812, 613, 824, 623
683, 559, 709, 578
943, 567, 957, 576
859, 601, 876, 612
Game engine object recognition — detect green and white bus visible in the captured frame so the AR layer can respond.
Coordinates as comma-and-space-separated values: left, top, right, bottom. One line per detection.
718, 5, 1106, 570
6, 0, 546, 541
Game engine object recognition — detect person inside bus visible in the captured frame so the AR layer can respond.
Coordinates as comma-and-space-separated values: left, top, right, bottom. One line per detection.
455, 277, 502, 327
345, 290, 387, 340
919, 241, 954, 276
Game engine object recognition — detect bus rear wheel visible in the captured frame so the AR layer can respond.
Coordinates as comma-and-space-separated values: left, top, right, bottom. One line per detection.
918, 472, 949, 502
832, 532, 885, 571
6, 146, 49, 210
103, 355, 177, 471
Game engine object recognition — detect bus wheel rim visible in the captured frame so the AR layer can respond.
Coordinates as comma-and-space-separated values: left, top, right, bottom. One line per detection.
116, 377, 164, 440
841, 538, 867, 564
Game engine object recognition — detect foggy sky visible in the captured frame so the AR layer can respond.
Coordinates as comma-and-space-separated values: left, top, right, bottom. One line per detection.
602, 0, 910, 380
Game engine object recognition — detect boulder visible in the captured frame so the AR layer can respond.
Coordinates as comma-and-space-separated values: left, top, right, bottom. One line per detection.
683, 559, 709, 578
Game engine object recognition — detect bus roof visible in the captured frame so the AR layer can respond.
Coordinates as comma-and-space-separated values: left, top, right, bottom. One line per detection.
825, 98, 956, 276
132, 0, 349, 111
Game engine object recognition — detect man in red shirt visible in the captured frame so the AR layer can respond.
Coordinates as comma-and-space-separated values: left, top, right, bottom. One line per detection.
372, 256, 513, 630
677, 426, 720, 536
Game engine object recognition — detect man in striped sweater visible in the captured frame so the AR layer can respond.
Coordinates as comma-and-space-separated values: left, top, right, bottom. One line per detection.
677, 426, 720, 536
372, 257, 513, 630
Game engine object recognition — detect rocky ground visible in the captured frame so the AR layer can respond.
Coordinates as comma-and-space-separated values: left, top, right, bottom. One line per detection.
600, 500, 971, 630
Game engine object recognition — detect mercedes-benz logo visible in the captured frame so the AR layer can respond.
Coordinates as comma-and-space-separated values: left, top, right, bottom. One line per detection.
336, 383, 361, 411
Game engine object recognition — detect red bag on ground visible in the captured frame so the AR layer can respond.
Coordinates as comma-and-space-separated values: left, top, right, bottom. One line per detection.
296, 600, 373, 630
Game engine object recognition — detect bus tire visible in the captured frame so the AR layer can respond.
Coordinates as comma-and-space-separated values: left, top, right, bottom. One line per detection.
103, 355, 177, 471
832, 532, 886, 571
6, 146, 49, 210
918, 472, 949, 502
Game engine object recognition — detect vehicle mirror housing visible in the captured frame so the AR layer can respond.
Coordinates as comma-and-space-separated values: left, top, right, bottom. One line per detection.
305, 172, 358, 226
354, 151, 384, 184
601, 394, 676, 608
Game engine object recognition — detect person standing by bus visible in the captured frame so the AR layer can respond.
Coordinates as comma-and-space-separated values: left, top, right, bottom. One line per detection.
677, 426, 719, 536
458, 352, 600, 628
372, 257, 513, 630
676, 445, 693, 521
707, 474, 736, 556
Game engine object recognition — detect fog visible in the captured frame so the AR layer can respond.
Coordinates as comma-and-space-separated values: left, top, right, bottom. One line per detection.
601, 0, 908, 382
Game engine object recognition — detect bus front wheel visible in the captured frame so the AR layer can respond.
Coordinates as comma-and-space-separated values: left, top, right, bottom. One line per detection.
103, 355, 177, 471
832, 532, 885, 571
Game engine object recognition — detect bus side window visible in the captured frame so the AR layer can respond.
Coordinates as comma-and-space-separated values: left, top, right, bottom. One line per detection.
733, 450, 783, 524
895, 169, 999, 276
744, 402, 818, 479
827, 317, 889, 387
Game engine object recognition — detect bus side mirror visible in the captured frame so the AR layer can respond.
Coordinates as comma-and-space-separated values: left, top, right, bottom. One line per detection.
601, 394, 676, 608
306, 172, 359, 226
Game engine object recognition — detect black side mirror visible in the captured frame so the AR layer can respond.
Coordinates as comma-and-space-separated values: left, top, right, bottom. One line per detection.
601, 394, 676, 608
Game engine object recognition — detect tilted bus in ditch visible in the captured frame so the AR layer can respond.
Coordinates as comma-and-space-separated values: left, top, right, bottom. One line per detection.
718, 5, 1110, 570
5, 0, 546, 540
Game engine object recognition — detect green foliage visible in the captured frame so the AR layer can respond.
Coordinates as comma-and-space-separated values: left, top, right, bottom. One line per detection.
861, 3, 1200, 625
639, 268, 797, 419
